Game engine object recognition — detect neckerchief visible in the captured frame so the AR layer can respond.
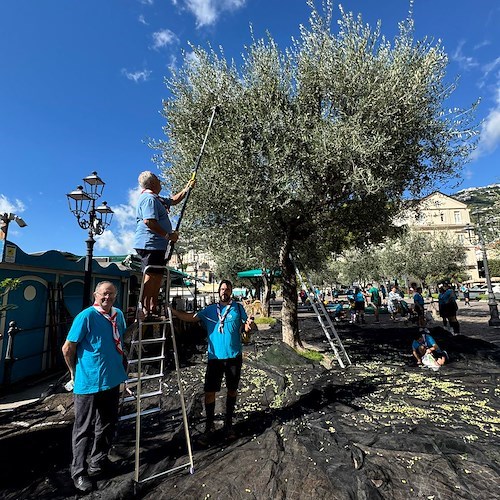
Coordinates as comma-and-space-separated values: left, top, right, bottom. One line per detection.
141, 189, 170, 212
216, 300, 233, 333
93, 304, 123, 355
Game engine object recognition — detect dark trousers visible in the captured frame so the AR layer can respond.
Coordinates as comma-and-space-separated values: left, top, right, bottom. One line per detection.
71, 385, 120, 478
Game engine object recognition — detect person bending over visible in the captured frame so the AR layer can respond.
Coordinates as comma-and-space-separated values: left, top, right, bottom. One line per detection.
412, 329, 448, 369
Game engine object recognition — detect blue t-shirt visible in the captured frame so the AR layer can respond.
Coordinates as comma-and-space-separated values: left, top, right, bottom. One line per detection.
413, 292, 425, 306
354, 291, 364, 303
412, 334, 442, 354
134, 192, 172, 250
67, 306, 127, 394
196, 301, 247, 360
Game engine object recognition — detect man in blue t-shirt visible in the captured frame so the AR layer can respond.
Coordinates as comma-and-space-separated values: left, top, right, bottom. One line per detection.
134, 171, 193, 320
172, 280, 255, 442
62, 281, 127, 493
412, 329, 448, 368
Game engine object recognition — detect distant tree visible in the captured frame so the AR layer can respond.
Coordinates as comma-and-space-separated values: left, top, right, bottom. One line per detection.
379, 230, 467, 286
336, 247, 383, 287
488, 259, 500, 278
154, 0, 477, 348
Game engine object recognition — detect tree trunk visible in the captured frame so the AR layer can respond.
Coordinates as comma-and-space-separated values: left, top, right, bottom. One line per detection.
279, 241, 302, 349
261, 271, 273, 316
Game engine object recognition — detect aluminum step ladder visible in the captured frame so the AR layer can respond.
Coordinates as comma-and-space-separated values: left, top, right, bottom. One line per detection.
292, 256, 352, 369
120, 265, 194, 484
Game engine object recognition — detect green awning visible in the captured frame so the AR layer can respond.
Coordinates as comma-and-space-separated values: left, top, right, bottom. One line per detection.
237, 268, 281, 279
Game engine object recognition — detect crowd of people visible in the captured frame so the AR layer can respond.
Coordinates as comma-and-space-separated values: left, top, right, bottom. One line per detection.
61, 170, 472, 493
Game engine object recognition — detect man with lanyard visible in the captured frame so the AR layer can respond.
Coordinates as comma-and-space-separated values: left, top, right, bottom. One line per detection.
412, 328, 448, 369
134, 170, 193, 320
172, 280, 255, 443
62, 281, 127, 493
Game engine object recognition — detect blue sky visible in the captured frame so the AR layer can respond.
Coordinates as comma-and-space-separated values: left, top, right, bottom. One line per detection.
1, 0, 499, 256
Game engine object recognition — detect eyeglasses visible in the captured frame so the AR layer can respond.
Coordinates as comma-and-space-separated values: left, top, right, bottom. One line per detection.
96, 291, 116, 297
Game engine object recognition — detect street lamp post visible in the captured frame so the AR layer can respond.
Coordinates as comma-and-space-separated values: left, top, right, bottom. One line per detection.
464, 220, 500, 328
67, 172, 114, 309
0, 213, 27, 262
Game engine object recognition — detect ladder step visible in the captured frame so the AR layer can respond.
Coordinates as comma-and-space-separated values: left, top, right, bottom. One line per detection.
119, 407, 161, 421
131, 337, 167, 345
127, 373, 164, 384
128, 355, 165, 364
139, 318, 171, 326
123, 389, 163, 403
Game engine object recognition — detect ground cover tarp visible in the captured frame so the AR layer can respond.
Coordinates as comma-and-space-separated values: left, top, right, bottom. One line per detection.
0, 316, 499, 499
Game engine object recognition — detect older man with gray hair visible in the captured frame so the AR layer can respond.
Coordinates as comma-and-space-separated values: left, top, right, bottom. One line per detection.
62, 281, 127, 493
134, 170, 193, 320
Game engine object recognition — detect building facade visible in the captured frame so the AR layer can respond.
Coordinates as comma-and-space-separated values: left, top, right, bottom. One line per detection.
408, 191, 479, 282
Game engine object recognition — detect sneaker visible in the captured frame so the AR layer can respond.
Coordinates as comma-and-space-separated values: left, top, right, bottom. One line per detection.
73, 474, 92, 493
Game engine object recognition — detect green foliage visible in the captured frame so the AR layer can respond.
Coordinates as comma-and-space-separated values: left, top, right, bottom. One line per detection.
0, 278, 20, 317
299, 349, 324, 362
377, 229, 468, 285
153, 0, 478, 343
254, 316, 277, 326
488, 259, 500, 278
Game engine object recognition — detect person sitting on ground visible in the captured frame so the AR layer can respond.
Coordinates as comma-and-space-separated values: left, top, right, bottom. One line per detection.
133, 170, 193, 321
388, 285, 401, 321
412, 286, 426, 328
412, 329, 448, 368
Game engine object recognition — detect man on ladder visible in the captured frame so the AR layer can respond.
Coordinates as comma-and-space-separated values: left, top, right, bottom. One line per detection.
133, 170, 194, 321
171, 279, 255, 444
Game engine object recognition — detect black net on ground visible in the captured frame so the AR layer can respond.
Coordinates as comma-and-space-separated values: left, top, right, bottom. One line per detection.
0, 319, 499, 499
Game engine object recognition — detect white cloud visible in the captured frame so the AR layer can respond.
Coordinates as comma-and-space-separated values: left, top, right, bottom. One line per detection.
183, 0, 246, 27
121, 68, 152, 83
482, 56, 500, 81
0, 194, 26, 215
138, 14, 148, 25
95, 187, 141, 255
474, 40, 491, 51
451, 41, 479, 71
472, 86, 500, 159
140, 0, 154, 5
185, 50, 200, 66
151, 29, 178, 50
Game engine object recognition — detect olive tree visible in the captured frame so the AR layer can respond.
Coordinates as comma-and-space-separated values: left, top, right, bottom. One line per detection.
154, 0, 477, 348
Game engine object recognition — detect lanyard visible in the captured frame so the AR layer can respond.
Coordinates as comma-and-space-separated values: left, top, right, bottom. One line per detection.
93, 304, 123, 355
216, 301, 233, 333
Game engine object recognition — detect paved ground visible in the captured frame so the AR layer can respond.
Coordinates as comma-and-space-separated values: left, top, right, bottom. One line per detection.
0, 300, 498, 412
0, 300, 499, 500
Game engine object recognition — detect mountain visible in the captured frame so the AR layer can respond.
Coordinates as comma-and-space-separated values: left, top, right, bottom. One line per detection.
454, 183, 500, 208
453, 184, 500, 245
